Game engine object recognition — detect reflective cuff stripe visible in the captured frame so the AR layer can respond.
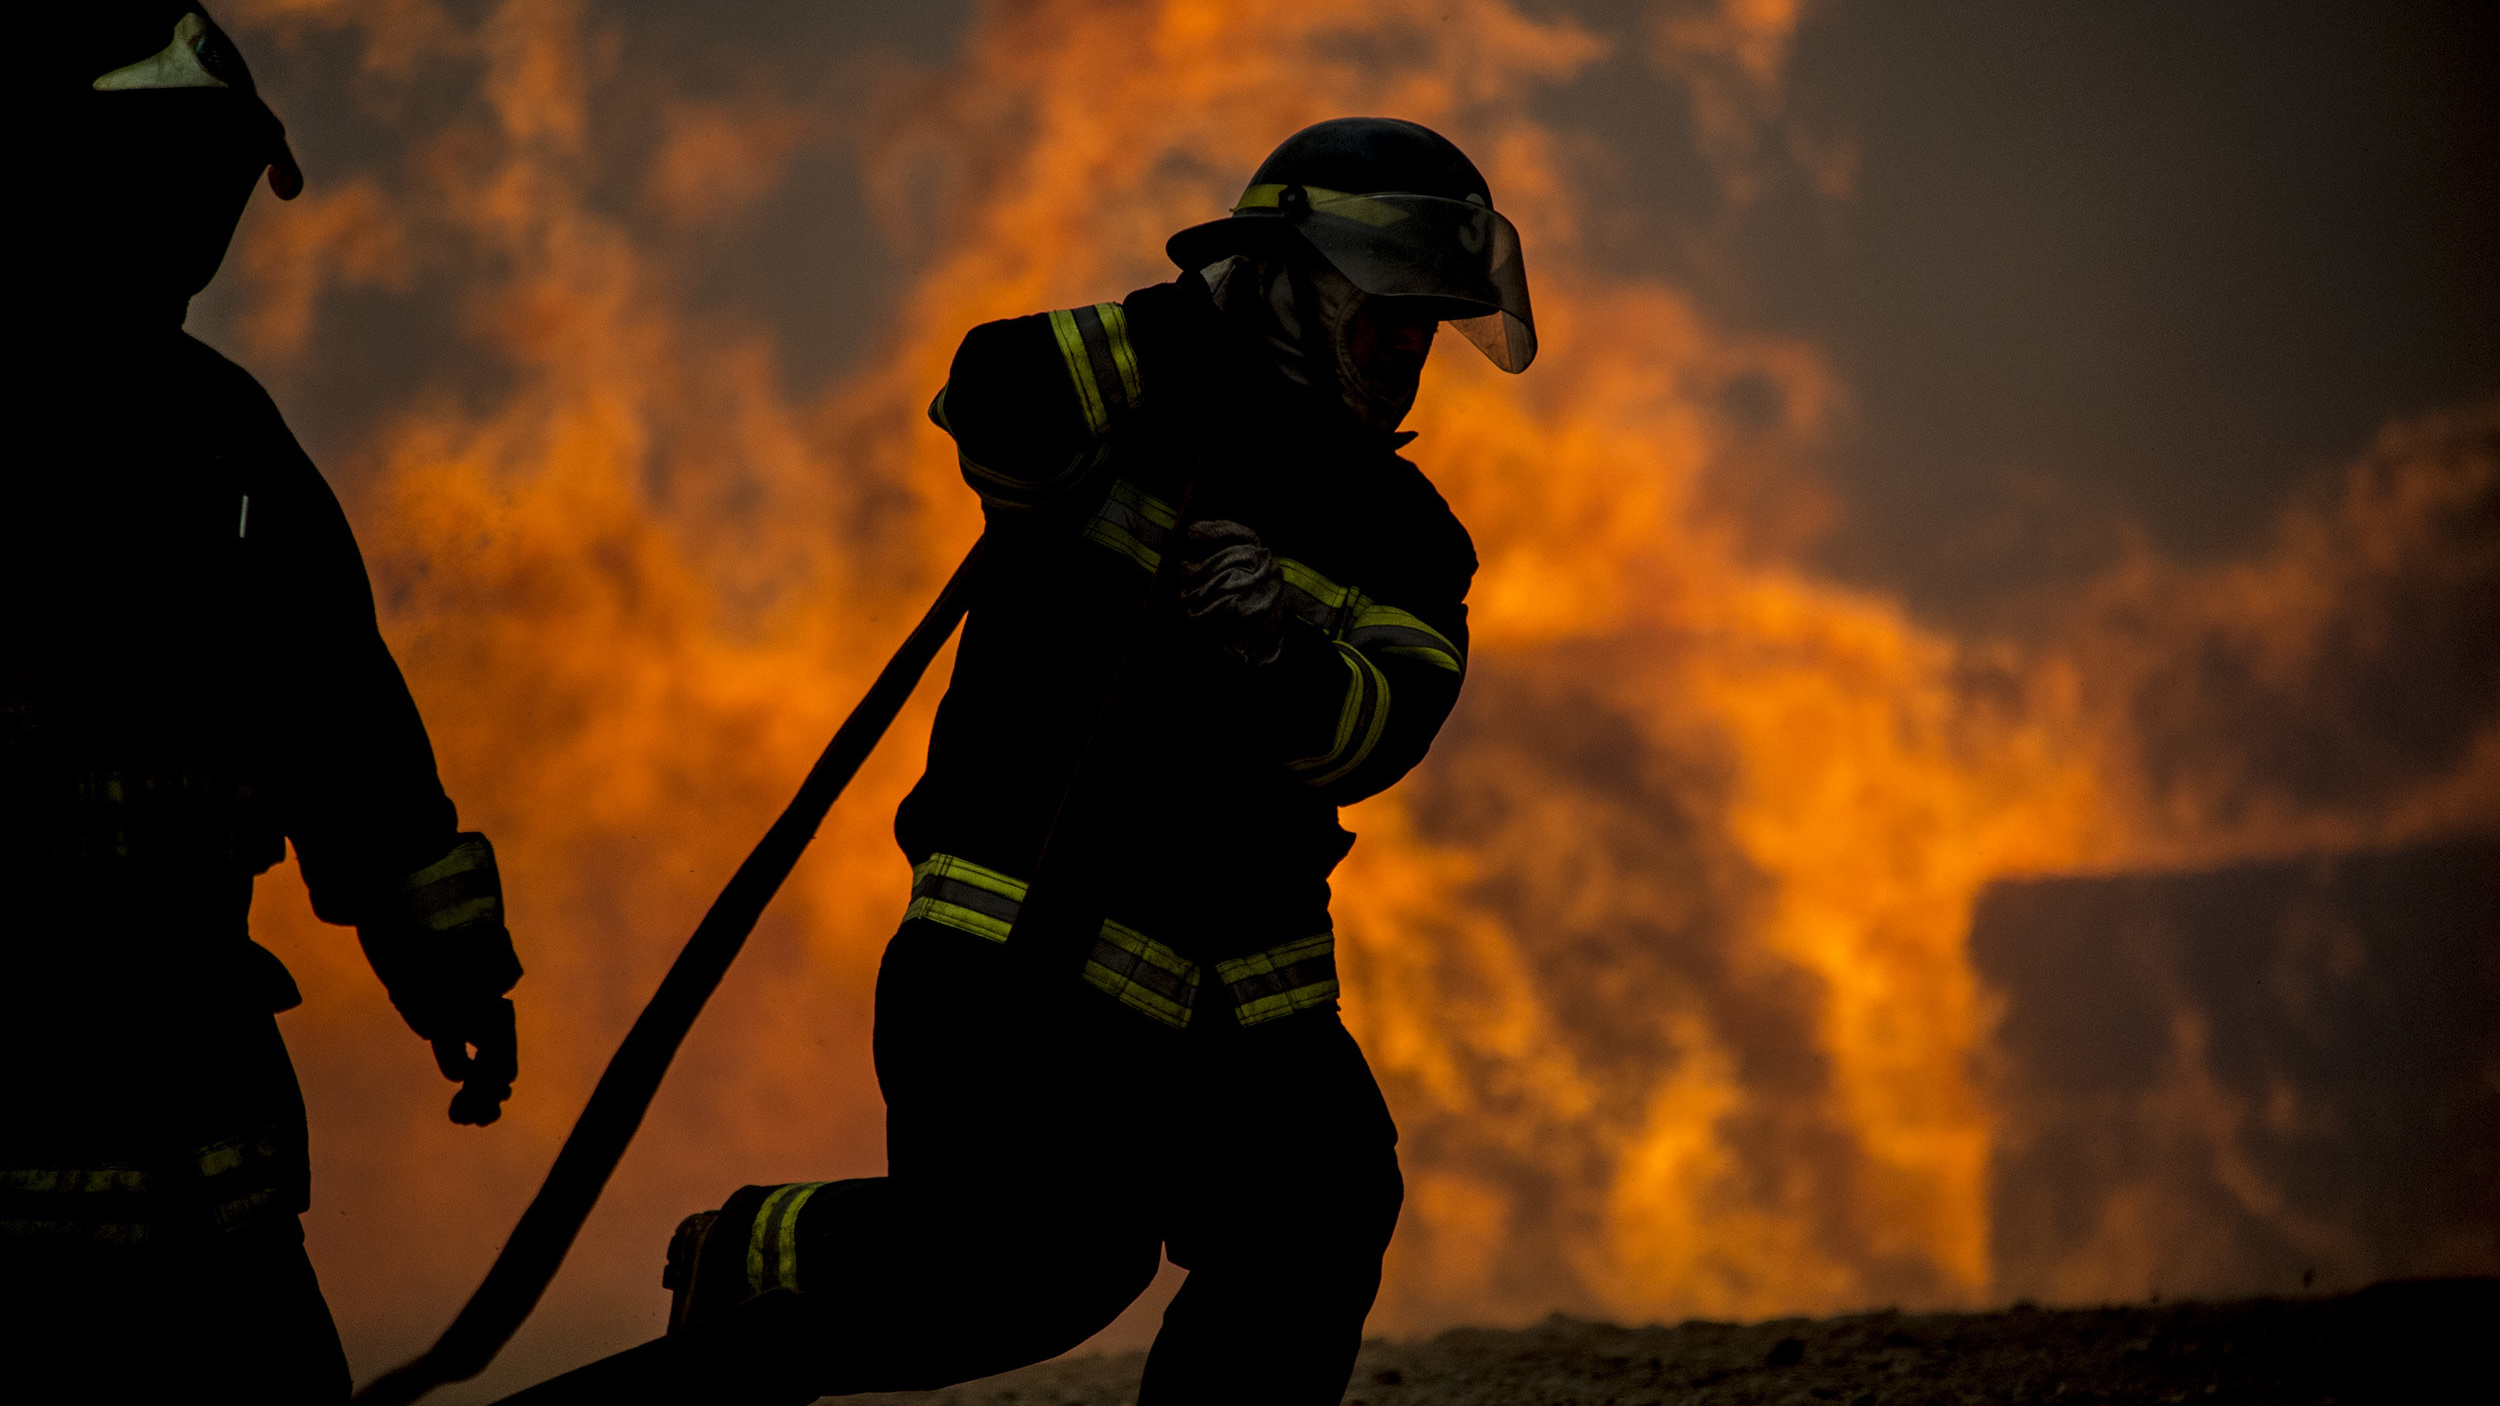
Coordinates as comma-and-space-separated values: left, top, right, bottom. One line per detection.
1215, 933, 1341, 1025
904, 853, 1030, 944
1081, 477, 1175, 573
903, 853, 1337, 1029
0, 1167, 152, 1196
1082, 920, 1201, 1027
1346, 601, 1463, 674
1287, 643, 1391, 787
746, 1181, 827, 1293
1081, 479, 1466, 673
1049, 303, 1144, 438
398, 833, 503, 934
939, 380, 1110, 510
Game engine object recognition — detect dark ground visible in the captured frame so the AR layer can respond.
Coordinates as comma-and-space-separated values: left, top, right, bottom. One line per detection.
849, 1279, 2495, 1406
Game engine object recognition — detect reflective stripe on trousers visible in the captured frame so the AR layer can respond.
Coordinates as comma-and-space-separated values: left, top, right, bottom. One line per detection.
902, 853, 1341, 1029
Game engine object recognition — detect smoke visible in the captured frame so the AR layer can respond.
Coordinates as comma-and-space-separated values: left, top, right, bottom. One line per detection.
191, 0, 2497, 1387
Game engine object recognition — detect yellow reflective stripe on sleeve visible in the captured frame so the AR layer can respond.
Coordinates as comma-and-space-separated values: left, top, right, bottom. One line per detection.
746, 1181, 828, 1293
1049, 308, 1109, 436
1214, 933, 1339, 1026
1092, 303, 1144, 405
1081, 920, 1201, 1028
399, 834, 503, 934
1287, 643, 1391, 787
1346, 600, 1464, 673
904, 854, 1030, 945
1048, 303, 1142, 440
1080, 478, 1175, 573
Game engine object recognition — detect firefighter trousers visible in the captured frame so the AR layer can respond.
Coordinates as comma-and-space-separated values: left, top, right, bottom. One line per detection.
778, 916, 1404, 1403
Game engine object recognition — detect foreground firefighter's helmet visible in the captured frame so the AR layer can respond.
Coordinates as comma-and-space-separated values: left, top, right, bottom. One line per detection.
1167, 116, 1538, 373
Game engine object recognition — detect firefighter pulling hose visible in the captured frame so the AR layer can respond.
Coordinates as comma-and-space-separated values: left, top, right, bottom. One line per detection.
494, 115, 1537, 1406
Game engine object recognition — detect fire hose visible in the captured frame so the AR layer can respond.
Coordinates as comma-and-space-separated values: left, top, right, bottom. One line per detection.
351, 534, 991, 1406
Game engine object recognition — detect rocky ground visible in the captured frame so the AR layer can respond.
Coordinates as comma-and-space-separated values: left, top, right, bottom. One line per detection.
849, 1279, 2493, 1406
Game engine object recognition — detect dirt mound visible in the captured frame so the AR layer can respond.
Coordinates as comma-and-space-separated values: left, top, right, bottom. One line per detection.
850, 1279, 2492, 1405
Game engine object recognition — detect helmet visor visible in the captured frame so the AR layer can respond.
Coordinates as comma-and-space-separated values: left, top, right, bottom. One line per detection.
1238, 183, 1537, 372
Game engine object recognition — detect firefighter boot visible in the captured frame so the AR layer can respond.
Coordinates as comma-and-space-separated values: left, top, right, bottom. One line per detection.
663, 1182, 828, 1333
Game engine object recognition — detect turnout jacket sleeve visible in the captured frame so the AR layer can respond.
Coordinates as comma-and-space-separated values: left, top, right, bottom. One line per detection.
235, 377, 464, 927
1254, 552, 1471, 806
1248, 462, 1475, 806
931, 300, 1146, 510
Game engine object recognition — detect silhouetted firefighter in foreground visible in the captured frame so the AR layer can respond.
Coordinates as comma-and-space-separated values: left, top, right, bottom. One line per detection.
516, 117, 1536, 1406
1, 9, 522, 1402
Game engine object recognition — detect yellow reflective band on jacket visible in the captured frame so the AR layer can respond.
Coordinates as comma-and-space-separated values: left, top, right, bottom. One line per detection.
1081, 477, 1175, 573
1049, 302, 1144, 439
191, 1130, 294, 1234
1345, 600, 1462, 673
746, 1181, 827, 1294
905, 853, 1029, 944
1287, 643, 1391, 787
1082, 481, 1465, 675
0, 1167, 152, 1197
904, 854, 1337, 1029
398, 833, 502, 934
1214, 933, 1342, 1025
1082, 919, 1201, 1027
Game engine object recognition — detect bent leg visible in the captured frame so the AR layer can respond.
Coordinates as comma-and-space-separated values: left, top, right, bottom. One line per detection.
1139, 1015, 1404, 1406
666, 921, 1175, 1397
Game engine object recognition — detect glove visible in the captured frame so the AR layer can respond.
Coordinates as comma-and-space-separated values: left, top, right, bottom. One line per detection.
358, 832, 523, 1126
1175, 519, 1287, 666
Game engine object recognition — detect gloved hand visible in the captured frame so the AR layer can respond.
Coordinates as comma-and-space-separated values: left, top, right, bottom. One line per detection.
1175, 519, 1287, 666
359, 832, 524, 1126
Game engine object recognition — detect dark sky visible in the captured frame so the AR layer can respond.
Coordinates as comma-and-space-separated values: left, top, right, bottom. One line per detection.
1544, 0, 2500, 618
205, 0, 2500, 624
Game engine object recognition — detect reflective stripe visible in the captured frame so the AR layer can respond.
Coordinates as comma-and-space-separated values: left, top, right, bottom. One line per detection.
1233, 183, 1406, 228
1081, 481, 1464, 674
1048, 302, 1143, 439
904, 853, 1336, 1029
1215, 933, 1342, 1026
1287, 643, 1391, 787
1346, 600, 1462, 674
746, 1181, 827, 1293
1082, 919, 1201, 1027
2, 1159, 161, 1247
399, 833, 503, 934
0, 1166, 151, 1196
1, 1131, 296, 1245
905, 853, 1029, 944
1080, 477, 1174, 573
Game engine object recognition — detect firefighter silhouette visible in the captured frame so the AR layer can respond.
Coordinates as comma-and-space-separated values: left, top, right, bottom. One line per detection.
622, 117, 1537, 1406
2, 10, 521, 1402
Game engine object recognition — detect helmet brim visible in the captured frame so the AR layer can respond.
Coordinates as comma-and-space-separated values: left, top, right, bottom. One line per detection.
1167, 189, 1537, 373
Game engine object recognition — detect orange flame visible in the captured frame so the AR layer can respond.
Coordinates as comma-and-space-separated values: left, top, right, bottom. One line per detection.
204, 0, 2496, 1386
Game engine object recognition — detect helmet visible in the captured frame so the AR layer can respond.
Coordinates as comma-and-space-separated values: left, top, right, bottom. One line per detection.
37, 4, 301, 199
1167, 117, 1537, 373
28, 5, 303, 321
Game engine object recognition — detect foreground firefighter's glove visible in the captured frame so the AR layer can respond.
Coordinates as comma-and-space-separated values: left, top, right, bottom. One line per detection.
358, 832, 524, 1126
1175, 519, 1287, 666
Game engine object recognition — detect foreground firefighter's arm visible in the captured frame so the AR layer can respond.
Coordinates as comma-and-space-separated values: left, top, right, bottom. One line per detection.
1252, 552, 1470, 804
254, 402, 521, 1123
930, 300, 1144, 509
